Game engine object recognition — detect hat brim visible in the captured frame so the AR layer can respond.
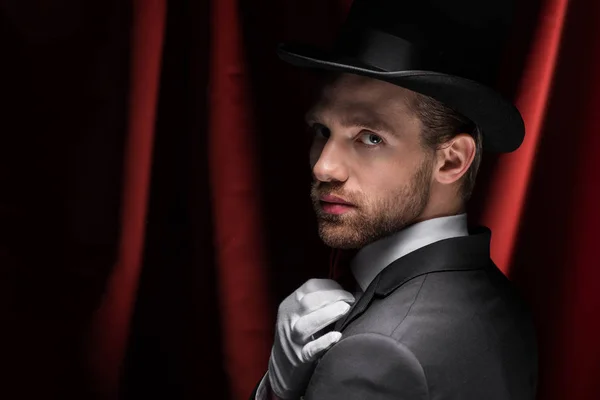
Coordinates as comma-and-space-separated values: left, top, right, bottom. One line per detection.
277, 43, 524, 153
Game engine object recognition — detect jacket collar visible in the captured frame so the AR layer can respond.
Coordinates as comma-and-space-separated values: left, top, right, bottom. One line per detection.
334, 226, 492, 331
350, 213, 469, 292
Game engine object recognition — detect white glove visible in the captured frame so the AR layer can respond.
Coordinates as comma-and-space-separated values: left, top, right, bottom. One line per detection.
268, 278, 355, 399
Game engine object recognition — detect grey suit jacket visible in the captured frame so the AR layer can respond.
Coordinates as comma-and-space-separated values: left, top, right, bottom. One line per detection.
251, 226, 538, 399
303, 226, 538, 399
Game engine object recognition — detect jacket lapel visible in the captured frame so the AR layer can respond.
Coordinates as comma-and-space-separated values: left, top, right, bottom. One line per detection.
335, 226, 492, 332
334, 274, 381, 331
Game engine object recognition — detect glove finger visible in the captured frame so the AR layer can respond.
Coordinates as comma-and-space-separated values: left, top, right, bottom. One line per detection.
297, 278, 343, 300
299, 289, 355, 314
292, 301, 351, 344
301, 331, 342, 362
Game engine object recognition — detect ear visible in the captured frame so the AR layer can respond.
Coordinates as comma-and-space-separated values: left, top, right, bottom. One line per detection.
433, 133, 476, 185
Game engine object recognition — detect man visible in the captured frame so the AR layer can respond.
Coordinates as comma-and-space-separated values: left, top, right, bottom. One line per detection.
251, 0, 538, 399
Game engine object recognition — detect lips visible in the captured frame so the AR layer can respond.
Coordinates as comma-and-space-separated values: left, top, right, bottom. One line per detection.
320, 194, 354, 206
319, 194, 355, 215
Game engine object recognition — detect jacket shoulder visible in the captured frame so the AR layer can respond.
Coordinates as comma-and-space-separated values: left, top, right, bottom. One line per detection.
304, 332, 429, 400
344, 266, 538, 399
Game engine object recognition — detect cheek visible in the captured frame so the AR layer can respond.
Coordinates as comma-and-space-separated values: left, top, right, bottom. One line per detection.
353, 166, 414, 204
356, 152, 415, 186
356, 174, 397, 200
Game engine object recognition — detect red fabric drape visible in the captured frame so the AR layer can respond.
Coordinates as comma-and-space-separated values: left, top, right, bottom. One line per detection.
2, 1, 600, 399
86, 0, 166, 397
208, 0, 272, 398
481, 0, 570, 274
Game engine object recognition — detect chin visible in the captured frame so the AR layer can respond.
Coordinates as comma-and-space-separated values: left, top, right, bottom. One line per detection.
318, 222, 365, 249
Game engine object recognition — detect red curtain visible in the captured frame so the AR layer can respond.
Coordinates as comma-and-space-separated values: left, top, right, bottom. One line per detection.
1, 0, 600, 399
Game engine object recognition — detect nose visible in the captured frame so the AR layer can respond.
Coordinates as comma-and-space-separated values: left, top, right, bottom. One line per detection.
310, 138, 349, 183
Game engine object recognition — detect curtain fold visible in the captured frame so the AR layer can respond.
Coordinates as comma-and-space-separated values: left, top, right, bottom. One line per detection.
481, 0, 570, 274
86, 0, 166, 397
208, 0, 273, 398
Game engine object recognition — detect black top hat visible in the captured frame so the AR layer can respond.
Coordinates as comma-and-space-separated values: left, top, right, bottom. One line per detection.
277, 0, 524, 153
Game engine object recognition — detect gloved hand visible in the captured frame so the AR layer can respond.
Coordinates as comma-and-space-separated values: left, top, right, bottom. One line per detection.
267, 278, 355, 399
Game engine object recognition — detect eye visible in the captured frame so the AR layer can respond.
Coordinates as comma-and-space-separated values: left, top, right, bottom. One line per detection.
308, 123, 330, 139
358, 132, 383, 146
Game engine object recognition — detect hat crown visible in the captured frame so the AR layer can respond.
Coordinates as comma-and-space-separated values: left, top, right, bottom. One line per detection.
334, 0, 516, 83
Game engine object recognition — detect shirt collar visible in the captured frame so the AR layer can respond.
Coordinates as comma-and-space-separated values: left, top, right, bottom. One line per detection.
350, 213, 469, 292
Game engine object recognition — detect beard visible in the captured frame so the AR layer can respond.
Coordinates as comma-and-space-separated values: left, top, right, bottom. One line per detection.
310, 157, 433, 249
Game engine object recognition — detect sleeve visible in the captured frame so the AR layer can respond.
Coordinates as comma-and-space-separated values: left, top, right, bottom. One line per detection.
303, 333, 429, 400
249, 372, 282, 400
249, 373, 267, 400
254, 373, 268, 400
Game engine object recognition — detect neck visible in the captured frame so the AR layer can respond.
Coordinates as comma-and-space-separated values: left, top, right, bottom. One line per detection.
412, 205, 466, 225
415, 188, 466, 223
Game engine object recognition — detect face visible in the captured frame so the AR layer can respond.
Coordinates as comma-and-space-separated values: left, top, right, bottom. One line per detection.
307, 73, 435, 249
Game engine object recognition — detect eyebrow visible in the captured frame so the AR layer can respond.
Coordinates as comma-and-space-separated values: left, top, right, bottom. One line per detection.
305, 109, 398, 137
340, 113, 396, 135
